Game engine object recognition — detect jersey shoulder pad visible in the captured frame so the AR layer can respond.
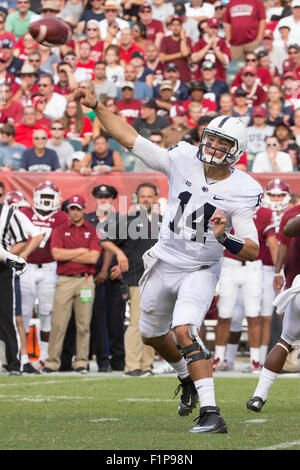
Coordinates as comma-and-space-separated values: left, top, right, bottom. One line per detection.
167, 141, 198, 163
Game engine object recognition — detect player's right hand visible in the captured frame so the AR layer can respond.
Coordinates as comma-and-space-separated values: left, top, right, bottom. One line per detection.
273, 274, 284, 293
5, 254, 27, 276
71, 87, 97, 109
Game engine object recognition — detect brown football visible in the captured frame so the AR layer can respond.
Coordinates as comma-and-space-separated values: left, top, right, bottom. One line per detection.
29, 18, 72, 47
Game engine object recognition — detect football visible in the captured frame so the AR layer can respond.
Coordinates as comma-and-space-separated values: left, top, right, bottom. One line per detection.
29, 17, 72, 47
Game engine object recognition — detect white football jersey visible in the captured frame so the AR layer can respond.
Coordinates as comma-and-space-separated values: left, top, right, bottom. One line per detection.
133, 136, 263, 270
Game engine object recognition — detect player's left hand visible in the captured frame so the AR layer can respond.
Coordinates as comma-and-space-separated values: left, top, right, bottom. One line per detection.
5, 254, 27, 275
70, 87, 97, 109
210, 209, 227, 239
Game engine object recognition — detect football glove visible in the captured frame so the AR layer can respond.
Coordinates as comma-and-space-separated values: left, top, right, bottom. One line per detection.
5, 254, 27, 275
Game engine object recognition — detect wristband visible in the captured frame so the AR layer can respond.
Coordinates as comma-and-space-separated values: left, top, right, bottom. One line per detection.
274, 269, 284, 277
106, 166, 112, 173
216, 233, 227, 243
90, 100, 98, 110
80, 167, 86, 175
217, 232, 245, 255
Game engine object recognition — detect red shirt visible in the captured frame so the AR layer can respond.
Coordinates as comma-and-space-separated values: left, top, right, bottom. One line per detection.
21, 207, 69, 264
54, 83, 72, 96
183, 97, 217, 115
253, 206, 276, 265
143, 19, 164, 42
192, 37, 231, 83
76, 60, 95, 80
233, 151, 248, 169
120, 43, 144, 64
15, 123, 50, 148
277, 204, 300, 288
231, 82, 267, 107
0, 100, 24, 124
160, 35, 192, 83
231, 66, 273, 89
116, 98, 142, 125
79, 39, 104, 62
64, 115, 93, 142
50, 219, 101, 276
224, 0, 266, 46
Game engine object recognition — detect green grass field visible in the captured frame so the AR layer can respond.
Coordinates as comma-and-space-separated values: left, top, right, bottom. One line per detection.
1, 374, 300, 450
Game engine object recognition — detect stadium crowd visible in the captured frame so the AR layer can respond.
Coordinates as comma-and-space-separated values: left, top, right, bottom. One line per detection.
0, 0, 300, 376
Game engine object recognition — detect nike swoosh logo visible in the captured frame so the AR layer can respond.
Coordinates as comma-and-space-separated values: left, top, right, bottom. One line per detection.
213, 196, 224, 200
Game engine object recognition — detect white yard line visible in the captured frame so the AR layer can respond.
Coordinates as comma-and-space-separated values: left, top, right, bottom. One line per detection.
119, 398, 174, 402
259, 440, 300, 450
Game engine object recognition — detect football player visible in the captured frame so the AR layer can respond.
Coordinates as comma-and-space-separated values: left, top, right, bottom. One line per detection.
247, 213, 300, 412
19, 181, 69, 369
218, 179, 290, 372
72, 87, 263, 434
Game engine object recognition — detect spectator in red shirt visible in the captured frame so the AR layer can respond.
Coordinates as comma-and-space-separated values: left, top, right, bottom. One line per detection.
0, 82, 23, 125
76, 41, 95, 80
12, 62, 39, 106
191, 17, 231, 83
44, 194, 101, 374
230, 51, 273, 89
15, 32, 38, 62
138, 2, 164, 49
115, 81, 142, 125
231, 66, 267, 107
159, 15, 192, 83
62, 100, 93, 149
119, 27, 144, 65
53, 62, 75, 97
77, 19, 104, 63
15, 105, 50, 148
224, 0, 266, 60
31, 95, 52, 127
131, 21, 149, 52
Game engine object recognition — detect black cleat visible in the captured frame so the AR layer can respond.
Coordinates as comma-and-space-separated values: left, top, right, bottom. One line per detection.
22, 362, 41, 374
174, 375, 199, 417
247, 396, 266, 412
189, 406, 227, 434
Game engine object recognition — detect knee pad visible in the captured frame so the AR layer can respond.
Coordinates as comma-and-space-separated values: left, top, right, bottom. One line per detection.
177, 325, 212, 364
39, 314, 51, 333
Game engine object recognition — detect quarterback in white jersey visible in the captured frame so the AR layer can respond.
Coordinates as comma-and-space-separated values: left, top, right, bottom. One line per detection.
73, 88, 263, 434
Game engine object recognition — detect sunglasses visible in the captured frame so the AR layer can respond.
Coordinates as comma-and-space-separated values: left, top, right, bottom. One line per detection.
38, 83, 50, 87
132, 28, 140, 32
29, 59, 40, 62
38, 99, 47, 103
51, 127, 64, 130
243, 72, 255, 76
110, 24, 119, 29
87, 28, 98, 31
34, 136, 47, 140
140, 9, 151, 12
0, 132, 12, 136
266, 143, 278, 147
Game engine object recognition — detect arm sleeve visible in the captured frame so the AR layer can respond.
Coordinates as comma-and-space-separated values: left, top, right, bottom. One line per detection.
132, 135, 170, 176
232, 209, 259, 245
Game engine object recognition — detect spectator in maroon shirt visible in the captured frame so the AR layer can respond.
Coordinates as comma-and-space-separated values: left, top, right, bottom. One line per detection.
191, 17, 231, 83
115, 81, 142, 125
230, 51, 273, 89
0, 82, 23, 125
159, 15, 192, 83
138, 2, 164, 49
231, 66, 267, 107
53, 62, 74, 97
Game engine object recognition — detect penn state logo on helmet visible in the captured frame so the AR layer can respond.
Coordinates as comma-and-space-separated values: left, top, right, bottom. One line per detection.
197, 115, 247, 166
33, 181, 61, 212
262, 178, 291, 212
5, 191, 30, 210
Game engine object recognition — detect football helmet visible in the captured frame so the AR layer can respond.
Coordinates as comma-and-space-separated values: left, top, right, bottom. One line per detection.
262, 178, 291, 211
5, 191, 30, 210
197, 115, 247, 166
33, 181, 61, 212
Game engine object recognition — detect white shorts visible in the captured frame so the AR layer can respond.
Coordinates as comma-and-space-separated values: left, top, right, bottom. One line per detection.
139, 258, 221, 339
230, 289, 245, 332
218, 257, 263, 319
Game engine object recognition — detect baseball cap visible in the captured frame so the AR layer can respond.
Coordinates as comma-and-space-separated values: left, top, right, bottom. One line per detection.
121, 81, 135, 89
242, 65, 257, 75
92, 184, 118, 199
207, 17, 219, 28
169, 14, 183, 23
0, 38, 13, 49
291, 0, 300, 7
283, 71, 298, 79
282, 58, 294, 72
72, 151, 86, 161
174, 3, 186, 16
252, 105, 267, 117
189, 81, 207, 92
131, 50, 144, 60
288, 43, 299, 50
201, 60, 215, 70
159, 80, 173, 91
41, 1, 60, 11
279, 23, 291, 29
141, 98, 158, 109
67, 195, 86, 209
31, 95, 47, 107
263, 29, 273, 39
139, 2, 151, 11
174, 104, 186, 116
235, 88, 247, 97
165, 62, 178, 72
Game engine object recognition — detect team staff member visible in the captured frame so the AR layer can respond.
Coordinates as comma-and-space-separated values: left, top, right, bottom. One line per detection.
101, 182, 162, 376
44, 195, 101, 374
86, 184, 126, 372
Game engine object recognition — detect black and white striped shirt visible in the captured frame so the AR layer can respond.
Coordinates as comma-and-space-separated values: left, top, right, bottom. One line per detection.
0, 204, 27, 251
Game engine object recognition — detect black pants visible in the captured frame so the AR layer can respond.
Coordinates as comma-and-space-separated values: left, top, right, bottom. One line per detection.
0, 266, 20, 371
90, 279, 125, 370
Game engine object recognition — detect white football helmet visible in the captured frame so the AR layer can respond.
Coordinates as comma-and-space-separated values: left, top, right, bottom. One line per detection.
197, 115, 247, 166
262, 178, 291, 212
5, 191, 30, 210
33, 181, 61, 212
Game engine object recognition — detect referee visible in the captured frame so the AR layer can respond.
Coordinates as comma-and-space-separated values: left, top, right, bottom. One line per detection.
0, 182, 42, 375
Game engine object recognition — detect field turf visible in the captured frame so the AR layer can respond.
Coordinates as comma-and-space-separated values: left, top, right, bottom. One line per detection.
1, 373, 300, 451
